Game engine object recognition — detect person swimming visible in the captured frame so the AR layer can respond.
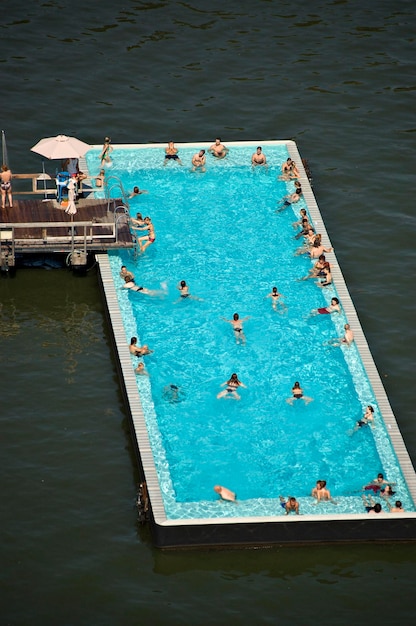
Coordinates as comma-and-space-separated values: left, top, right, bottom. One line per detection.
221, 312, 250, 344
286, 381, 313, 405
217, 373, 246, 400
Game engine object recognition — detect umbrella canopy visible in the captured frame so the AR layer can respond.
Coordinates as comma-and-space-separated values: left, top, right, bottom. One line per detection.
31, 134, 90, 160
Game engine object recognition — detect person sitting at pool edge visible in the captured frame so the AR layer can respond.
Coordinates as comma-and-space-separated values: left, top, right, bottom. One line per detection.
214, 485, 237, 503
129, 337, 153, 357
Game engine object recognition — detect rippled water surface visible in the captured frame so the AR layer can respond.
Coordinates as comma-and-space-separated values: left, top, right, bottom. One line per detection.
1, 1, 415, 624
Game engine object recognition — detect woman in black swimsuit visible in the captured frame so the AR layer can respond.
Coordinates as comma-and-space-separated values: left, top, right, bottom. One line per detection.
286, 381, 313, 405
217, 373, 246, 400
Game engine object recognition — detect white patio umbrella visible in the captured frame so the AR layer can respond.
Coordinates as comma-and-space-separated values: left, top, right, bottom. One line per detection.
31, 134, 90, 160
65, 178, 77, 215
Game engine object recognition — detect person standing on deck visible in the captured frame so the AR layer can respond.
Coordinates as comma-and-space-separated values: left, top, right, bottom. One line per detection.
1, 164, 13, 209
100, 137, 113, 165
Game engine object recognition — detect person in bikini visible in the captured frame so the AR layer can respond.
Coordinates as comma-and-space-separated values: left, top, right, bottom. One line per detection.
1, 164, 13, 209
175, 280, 202, 302
122, 276, 166, 296
217, 373, 246, 400
286, 381, 313, 405
135, 216, 155, 253
164, 141, 183, 165
251, 146, 267, 167
208, 137, 229, 159
221, 312, 250, 344
266, 286, 286, 311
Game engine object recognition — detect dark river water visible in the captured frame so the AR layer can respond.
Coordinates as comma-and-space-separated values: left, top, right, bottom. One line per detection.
1, 1, 415, 624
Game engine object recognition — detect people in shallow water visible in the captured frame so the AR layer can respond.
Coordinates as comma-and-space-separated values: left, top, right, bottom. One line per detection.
311, 480, 337, 505
353, 405, 375, 431
279, 496, 300, 515
221, 312, 250, 344
311, 297, 341, 316
362, 494, 383, 514
162, 384, 185, 403
385, 499, 405, 513
135, 362, 149, 376
122, 276, 166, 296
208, 137, 229, 159
175, 280, 202, 302
120, 265, 134, 281
217, 373, 246, 400
251, 146, 267, 167
328, 323, 354, 347
191, 149, 206, 172
363, 473, 396, 493
266, 286, 286, 312
164, 141, 183, 165
214, 485, 237, 502
286, 381, 313, 405
129, 337, 153, 357
128, 185, 148, 197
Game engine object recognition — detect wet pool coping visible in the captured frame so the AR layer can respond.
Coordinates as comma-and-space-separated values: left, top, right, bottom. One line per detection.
96, 140, 416, 548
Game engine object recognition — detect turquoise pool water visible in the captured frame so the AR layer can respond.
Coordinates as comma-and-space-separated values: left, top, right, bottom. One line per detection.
87, 144, 413, 517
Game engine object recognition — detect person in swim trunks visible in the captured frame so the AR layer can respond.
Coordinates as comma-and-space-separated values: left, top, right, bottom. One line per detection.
217, 373, 246, 400
311, 297, 340, 316
129, 337, 153, 357
1, 164, 13, 209
208, 137, 229, 159
354, 405, 375, 431
192, 149, 206, 172
221, 312, 250, 344
363, 472, 396, 493
251, 146, 267, 167
164, 141, 183, 165
286, 381, 313, 405
279, 496, 300, 515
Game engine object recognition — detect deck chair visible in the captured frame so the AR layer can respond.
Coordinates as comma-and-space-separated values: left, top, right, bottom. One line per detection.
56, 171, 70, 203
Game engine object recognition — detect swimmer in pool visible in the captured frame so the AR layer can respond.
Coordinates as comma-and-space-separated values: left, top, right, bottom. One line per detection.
286, 381, 313, 405
311, 297, 341, 316
163, 141, 183, 166
175, 280, 202, 302
162, 384, 185, 403
311, 480, 337, 505
362, 494, 383, 514
385, 500, 405, 513
214, 485, 237, 502
128, 185, 148, 198
316, 263, 332, 288
251, 146, 267, 167
122, 276, 166, 296
328, 324, 354, 347
208, 137, 229, 159
221, 312, 250, 344
266, 286, 286, 312
191, 150, 206, 172
217, 373, 246, 400
129, 337, 153, 357
279, 496, 300, 515
353, 405, 375, 431
292, 208, 308, 230
135, 362, 149, 376
130, 212, 146, 228
134, 216, 156, 253
363, 473, 396, 493
120, 265, 134, 281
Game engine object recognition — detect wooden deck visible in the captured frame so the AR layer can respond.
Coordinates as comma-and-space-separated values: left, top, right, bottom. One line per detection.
0, 197, 135, 257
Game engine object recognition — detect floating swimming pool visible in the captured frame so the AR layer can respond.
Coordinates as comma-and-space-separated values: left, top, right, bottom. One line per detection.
90, 141, 416, 547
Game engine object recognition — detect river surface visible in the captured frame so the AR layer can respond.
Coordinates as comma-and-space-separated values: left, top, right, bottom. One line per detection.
1, 1, 415, 625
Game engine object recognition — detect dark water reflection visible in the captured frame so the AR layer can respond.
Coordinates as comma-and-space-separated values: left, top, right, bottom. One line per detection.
1, 0, 415, 624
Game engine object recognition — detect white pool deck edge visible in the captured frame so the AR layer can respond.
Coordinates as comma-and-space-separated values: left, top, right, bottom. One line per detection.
95, 140, 416, 531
